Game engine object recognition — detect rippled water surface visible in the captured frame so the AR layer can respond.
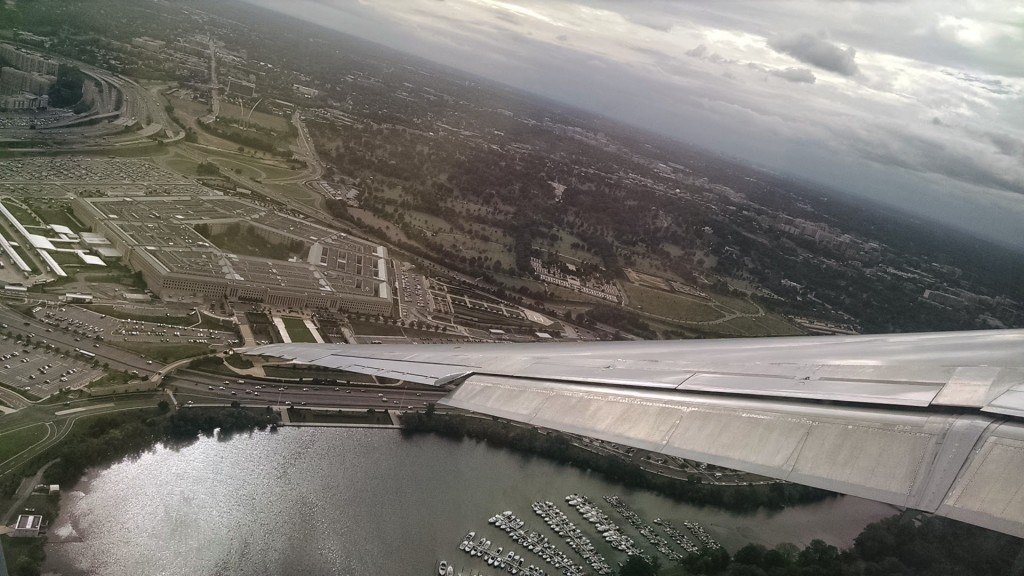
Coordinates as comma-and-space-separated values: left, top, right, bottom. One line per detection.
45, 428, 896, 576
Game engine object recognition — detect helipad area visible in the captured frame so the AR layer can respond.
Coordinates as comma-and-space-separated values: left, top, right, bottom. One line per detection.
73, 195, 393, 315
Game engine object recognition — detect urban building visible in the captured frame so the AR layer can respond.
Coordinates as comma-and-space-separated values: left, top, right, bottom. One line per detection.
0, 43, 59, 75
12, 514, 43, 538
0, 93, 47, 110
72, 195, 394, 316
0, 67, 55, 96
227, 78, 256, 97
131, 37, 166, 52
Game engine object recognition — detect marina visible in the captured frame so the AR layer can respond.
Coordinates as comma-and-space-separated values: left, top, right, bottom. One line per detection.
684, 521, 722, 550
565, 494, 644, 557
652, 518, 706, 554
533, 500, 614, 575
604, 496, 685, 562
457, 527, 545, 576
490, 511, 584, 576
454, 494, 728, 576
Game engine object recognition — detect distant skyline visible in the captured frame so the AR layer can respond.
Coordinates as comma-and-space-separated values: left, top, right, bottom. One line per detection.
241, 0, 1024, 251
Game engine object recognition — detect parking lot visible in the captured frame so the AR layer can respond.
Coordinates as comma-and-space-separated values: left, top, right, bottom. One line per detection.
0, 110, 75, 130
398, 269, 432, 317
0, 336, 102, 399
38, 305, 236, 346
0, 158, 189, 185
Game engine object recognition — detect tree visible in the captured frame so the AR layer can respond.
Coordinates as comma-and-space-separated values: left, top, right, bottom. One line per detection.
157, 400, 170, 413
48, 65, 85, 109
197, 161, 222, 177
14, 555, 40, 576
618, 555, 657, 576
734, 544, 767, 566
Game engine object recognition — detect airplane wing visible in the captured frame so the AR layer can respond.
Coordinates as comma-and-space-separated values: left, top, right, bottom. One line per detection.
246, 329, 1024, 538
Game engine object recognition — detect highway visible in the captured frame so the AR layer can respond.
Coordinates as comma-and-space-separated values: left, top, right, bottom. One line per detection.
167, 368, 447, 409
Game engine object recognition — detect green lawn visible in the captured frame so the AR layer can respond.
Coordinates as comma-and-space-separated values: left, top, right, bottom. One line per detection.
0, 383, 40, 402
0, 424, 48, 464
224, 353, 254, 370
348, 320, 404, 337
48, 251, 84, 266
281, 316, 317, 343
0, 199, 42, 227
87, 370, 137, 388
714, 293, 763, 316
622, 283, 725, 322
23, 201, 85, 232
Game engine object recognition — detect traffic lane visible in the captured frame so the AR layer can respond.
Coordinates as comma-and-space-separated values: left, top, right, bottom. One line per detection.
170, 381, 445, 407
166, 375, 447, 407
175, 382, 447, 407
173, 370, 443, 396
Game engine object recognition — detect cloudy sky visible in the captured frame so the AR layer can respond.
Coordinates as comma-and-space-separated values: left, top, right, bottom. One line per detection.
242, 0, 1024, 250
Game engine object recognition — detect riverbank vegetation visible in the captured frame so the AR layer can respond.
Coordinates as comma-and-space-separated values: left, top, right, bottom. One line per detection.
34, 405, 278, 490
399, 412, 832, 513
672, 514, 1021, 576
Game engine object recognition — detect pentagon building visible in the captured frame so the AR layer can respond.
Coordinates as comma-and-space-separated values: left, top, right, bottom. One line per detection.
73, 195, 393, 316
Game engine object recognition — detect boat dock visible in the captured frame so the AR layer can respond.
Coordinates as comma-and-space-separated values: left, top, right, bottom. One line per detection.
490, 511, 584, 576
604, 496, 685, 561
532, 500, 613, 575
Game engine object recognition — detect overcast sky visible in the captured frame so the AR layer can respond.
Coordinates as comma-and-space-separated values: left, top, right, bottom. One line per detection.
242, 0, 1024, 251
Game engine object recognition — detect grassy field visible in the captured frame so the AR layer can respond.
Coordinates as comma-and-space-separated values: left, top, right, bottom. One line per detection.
0, 382, 40, 402
87, 370, 139, 388
22, 201, 85, 232
0, 199, 42, 227
218, 103, 291, 133
161, 155, 201, 177
224, 353, 254, 370
622, 283, 725, 322
714, 293, 763, 316
718, 314, 803, 337
0, 423, 48, 464
48, 251, 83, 266
281, 316, 317, 343
349, 320, 404, 337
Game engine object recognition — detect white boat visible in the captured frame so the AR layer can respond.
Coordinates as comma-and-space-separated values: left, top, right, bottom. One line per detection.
438, 561, 448, 576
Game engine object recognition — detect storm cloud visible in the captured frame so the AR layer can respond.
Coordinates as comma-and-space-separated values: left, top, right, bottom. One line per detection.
768, 32, 860, 76
770, 67, 817, 83
242, 0, 1024, 251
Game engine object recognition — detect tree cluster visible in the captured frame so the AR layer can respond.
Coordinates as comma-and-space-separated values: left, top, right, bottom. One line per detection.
47, 65, 86, 109
675, 515, 1022, 576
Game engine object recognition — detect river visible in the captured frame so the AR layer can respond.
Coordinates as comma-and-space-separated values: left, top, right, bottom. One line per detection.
44, 428, 897, 576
